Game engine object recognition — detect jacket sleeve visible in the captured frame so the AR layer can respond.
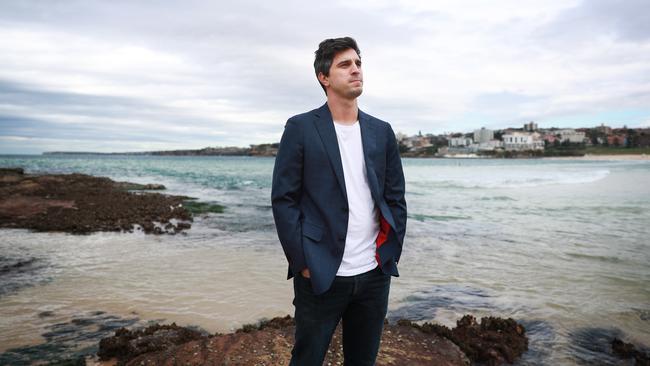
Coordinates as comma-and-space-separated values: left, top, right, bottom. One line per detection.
384, 124, 407, 258
271, 118, 306, 275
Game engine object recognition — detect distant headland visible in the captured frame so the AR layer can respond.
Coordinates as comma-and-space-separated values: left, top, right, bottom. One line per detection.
42, 123, 650, 158
44, 143, 279, 157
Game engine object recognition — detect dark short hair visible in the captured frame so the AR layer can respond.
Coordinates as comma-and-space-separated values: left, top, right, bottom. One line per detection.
314, 37, 361, 94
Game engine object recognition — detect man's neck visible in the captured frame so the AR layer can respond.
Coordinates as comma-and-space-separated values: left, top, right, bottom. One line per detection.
327, 96, 358, 125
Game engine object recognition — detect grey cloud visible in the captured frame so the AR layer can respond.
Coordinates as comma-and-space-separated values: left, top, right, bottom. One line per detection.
0, 1, 428, 148
2, 1, 649, 153
0, 114, 166, 142
0, 80, 151, 115
0, 0, 415, 50
1, 0, 426, 146
537, 0, 650, 43
0, 80, 282, 149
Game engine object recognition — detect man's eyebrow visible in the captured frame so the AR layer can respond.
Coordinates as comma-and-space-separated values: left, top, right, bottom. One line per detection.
336, 58, 361, 66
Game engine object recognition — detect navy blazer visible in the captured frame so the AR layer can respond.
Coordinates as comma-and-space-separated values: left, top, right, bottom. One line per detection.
271, 103, 407, 295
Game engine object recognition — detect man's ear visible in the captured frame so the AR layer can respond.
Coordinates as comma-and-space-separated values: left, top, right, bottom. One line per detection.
317, 72, 329, 87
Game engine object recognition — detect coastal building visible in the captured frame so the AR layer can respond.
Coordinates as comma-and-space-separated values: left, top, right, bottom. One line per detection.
473, 128, 494, 144
607, 134, 627, 146
558, 129, 586, 144
523, 122, 538, 132
476, 140, 503, 151
448, 137, 473, 147
542, 133, 558, 144
402, 135, 433, 151
595, 124, 612, 135
502, 132, 544, 151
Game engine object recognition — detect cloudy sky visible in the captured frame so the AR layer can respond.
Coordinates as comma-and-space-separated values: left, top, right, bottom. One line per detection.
1, 0, 649, 154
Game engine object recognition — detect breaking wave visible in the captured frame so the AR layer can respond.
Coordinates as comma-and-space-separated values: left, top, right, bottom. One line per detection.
427, 169, 610, 189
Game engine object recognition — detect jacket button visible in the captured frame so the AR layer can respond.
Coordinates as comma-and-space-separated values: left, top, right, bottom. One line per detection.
338, 235, 345, 241
342, 207, 349, 213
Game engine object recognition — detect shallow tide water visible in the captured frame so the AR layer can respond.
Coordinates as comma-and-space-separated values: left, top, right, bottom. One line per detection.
1, 155, 649, 365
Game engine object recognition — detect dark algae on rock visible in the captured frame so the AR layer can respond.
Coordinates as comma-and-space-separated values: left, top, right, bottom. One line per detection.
97, 323, 206, 365
181, 199, 226, 215
612, 338, 650, 365
398, 315, 528, 366
0, 168, 210, 234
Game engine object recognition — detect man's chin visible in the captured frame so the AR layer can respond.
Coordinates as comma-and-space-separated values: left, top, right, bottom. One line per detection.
347, 88, 363, 99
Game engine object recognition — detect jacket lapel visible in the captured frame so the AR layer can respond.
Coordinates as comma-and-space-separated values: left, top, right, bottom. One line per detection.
359, 110, 381, 204
313, 103, 348, 200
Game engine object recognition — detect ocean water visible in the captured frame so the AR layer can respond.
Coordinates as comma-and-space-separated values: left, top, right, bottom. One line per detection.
0, 155, 649, 364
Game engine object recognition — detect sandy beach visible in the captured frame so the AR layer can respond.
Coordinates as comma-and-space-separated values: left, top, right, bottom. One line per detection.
545, 154, 650, 161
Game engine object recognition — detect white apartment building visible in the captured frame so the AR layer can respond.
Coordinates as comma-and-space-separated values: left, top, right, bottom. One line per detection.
502, 132, 544, 150
448, 137, 473, 147
558, 129, 586, 143
473, 128, 494, 144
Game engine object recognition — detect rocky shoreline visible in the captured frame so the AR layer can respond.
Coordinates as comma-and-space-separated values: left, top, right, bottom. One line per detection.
0, 167, 206, 235
3, 167, 648, 365
91, 317, 650, 366
93, 314, 529, 366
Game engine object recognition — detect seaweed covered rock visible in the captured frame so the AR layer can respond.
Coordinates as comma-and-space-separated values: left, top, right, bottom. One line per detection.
402, 315, 528, 366
612, 338, 650, 365
98, 323, 205, 365
0, 170, 198, 234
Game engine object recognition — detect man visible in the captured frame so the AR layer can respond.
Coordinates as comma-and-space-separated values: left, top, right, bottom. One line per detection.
271, 36, 407, 366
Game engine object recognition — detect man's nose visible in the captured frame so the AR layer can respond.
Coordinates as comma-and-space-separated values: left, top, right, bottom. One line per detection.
351, 63, 360, 73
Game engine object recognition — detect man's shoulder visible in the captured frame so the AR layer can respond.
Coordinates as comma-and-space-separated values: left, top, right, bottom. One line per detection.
360, 110, 392, 130
287, 106, 322, 124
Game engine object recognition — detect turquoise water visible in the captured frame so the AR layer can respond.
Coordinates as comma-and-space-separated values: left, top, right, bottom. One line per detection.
1, 155, 649, 364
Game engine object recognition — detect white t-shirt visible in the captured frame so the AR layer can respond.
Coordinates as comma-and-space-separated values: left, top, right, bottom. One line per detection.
333, 120, 379, 276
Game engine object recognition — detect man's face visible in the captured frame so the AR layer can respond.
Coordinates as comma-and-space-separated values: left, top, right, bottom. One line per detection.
320, 48, 363, 99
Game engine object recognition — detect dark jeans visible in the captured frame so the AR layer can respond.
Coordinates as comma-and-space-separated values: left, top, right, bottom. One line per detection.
290, 266, 391, 366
